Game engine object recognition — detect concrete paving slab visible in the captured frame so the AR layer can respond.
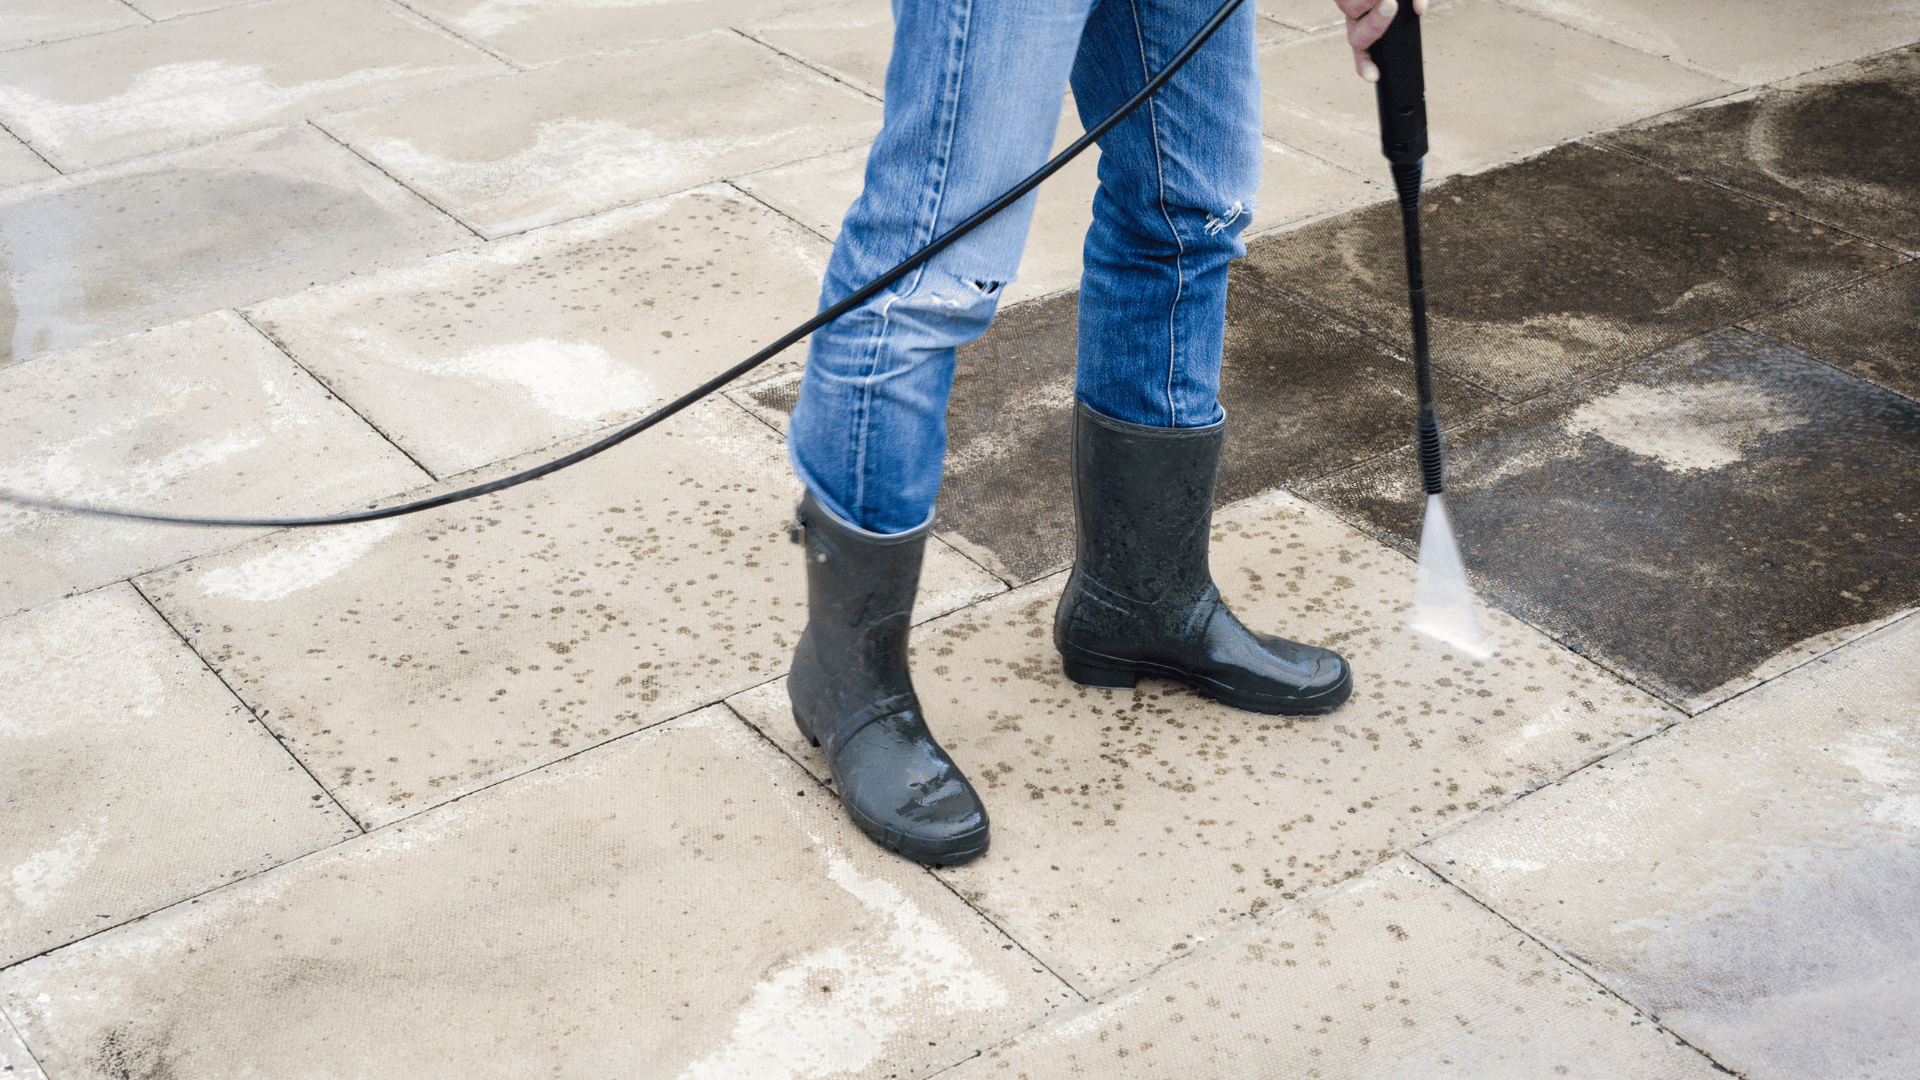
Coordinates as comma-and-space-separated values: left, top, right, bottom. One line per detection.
1503, 0, 1920, 86
402, 0, 824, 66
0, 1010, 44, 1080
746, 0, 892, 99
1751, 258, 1920, 403
0, 123, 476, 364
1, 584, 356, 969
736, 274, 1494, 585
1257, 0, 1734, 183
249, 185, 830, 478
123, 0, 253, 18
1421, 613, 1920, 1079
136, 397, 1004, 828
1598, 45, 1920, 254
729, 489, 1675, 993
944, 857, 1720, 1080
0, 0, 509, 171
0, 311, 428, 618
0, 0, 144, 54
322, 31, 882, 238
1241, 141, 1902, 401
0, 130, 51, 190
1305, 328, 1920, 712
0, 706, 1075, 1079
1259, 0, 1343, 32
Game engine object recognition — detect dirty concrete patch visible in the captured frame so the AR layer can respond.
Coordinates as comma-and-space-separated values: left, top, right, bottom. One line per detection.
729, 489, 1673, 994
321, 32, 882, 239
1240, 141, 1901, 401
0, 124, 475, 364
1751, 258, 1920, 403
1598, 45, 1920, 252
1, 584, 355, 969
136, 397, 1002, 828
944, 857, 1721, 1080
248, 185, 830, 477
0, 707, 1073, 1079
1423, 614, 1920, 1079
1302, 328, 1920, 710
0, 311, 428, 617
0, 0, 508, 171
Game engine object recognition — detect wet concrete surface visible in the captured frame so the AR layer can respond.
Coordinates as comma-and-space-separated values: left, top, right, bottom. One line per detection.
1238, 141, 1902, 401
1599, 45, 1920, 253
0, 124, 473, 364
1303, 327, 1920, 709
1751, 257, 1920, 403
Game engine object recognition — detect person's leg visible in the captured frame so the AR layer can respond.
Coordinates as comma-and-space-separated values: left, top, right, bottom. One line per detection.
1055, 0, 1354, 715
786, 0, 1095, 865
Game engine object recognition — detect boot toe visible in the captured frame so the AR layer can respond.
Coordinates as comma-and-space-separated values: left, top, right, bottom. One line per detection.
831, 713, 992, 866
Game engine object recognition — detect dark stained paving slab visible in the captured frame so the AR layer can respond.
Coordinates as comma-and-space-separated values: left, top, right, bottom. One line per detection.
1750, 257, 1920, 402
1598, 45, 1920, 254
1237, 142, 1902, 402
1300, 328, 1920, 709
743, 279, 1496, 584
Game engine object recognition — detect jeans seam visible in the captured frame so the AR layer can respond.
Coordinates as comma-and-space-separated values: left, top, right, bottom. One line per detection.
1123, 0, 1190, 428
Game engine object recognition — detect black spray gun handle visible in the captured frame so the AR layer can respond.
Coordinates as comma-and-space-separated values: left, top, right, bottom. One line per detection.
1367, 3, 1445, 495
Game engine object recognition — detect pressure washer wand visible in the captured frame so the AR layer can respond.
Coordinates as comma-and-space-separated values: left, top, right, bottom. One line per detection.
1368, 3, 1494, 658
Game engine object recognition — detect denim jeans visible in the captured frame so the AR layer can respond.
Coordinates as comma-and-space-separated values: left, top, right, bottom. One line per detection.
787, 0, 1262, 535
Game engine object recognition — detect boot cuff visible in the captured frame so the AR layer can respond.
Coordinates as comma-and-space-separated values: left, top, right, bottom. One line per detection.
796, 489, 935, 546
1076, 398, 1227, 439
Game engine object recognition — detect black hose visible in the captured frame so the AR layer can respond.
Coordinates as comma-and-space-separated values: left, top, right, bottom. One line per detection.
1, 0, 1248, 529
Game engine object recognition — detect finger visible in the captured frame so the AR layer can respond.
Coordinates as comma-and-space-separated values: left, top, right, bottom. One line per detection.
1346, 0, 1398, 51
1354, 44, 1379, 82
1333, 0, 1376, 21
1411, 0, 1427, 14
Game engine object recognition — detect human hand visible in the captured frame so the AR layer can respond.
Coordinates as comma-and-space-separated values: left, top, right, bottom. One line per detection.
1336, 0, 1428, 82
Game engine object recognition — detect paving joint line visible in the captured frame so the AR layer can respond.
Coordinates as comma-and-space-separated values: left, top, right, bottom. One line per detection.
234, 307, 445, 483
0, 117, 59, 175
0, 1005, 49, 1079
1409, 849, 1750, 1076
1737, 316, 1920, 408
721, 176, 836, 245
383, 0, 530, 72
305, 119, 489, 244
730, 26, 885, 105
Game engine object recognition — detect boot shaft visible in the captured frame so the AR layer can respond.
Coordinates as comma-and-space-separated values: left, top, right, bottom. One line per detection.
1068, 400, 1226, 604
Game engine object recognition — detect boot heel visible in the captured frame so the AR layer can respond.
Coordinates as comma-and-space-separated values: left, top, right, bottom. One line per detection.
1062, 656, 1138, 689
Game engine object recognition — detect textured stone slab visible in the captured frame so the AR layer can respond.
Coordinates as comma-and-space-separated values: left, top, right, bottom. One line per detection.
0, 124, 475, 364
0, 311, 428, 618
1504, 0, 1920, 86
0, 0, 143, 53
0, 0, 508, 171
1600, 46, 1920, 253
0, 707, 1073, 1079
730, 489, 1674, 992
249, 185, 830, 478
1257, 0, 1734, 182
1304, 328, 1920, 711
401, 0, 820, 66
323, 32, 882, 238
138, 397, 1004, 828
746, 0, 892, 99
125, 0, 261, 16
1752, 259, 1920, 402
1, 584, 355, 969
1422, 614, 1920, 1079
0, 131, 52, 191
0, 1010, 44, 1080
946, 857, 1721, 1080
1240, 141, 1901, 400
1259, 0, 1344, 32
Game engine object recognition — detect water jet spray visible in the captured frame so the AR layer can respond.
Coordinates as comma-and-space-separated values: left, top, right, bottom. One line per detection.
1368, 3, 1493, 659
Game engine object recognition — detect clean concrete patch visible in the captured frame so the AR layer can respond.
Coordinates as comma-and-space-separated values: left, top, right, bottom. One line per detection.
137, 397, 1003, 828
0, 584, 356, 969
0, 707, 1073, 1079
0, 131, 53, 193
0, 0, 509, 171
745, 0, 893, 99
945, 857, 1722, 1079
400, 0, 824, 66
0, 1009, 44, 1080
0, 310, 428, 617
249, 185, 831, 477
729, 489, 1674, 993
0, 123, 476, 364
1422, 613, 1920, 1079
323, 31, 882, 238
0, 0, 144, 54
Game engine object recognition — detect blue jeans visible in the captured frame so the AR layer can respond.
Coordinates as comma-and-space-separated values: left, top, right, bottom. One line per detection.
787, 0, 1262, 535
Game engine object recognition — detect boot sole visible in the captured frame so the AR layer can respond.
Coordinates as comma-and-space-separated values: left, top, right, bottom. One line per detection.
1061, 653, 1353, 717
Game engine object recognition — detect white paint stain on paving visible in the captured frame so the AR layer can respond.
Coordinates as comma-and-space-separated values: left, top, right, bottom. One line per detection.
393, 337, 658, 422
1564, 380, 1807, 472
0, 597, 163, 737
197, 518, 401, 602
0, 61, 452, 154
677, 844, 1007, 1079
5, 823, 105, 916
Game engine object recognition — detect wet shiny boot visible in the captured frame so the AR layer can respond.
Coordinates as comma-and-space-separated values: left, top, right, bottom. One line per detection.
1054, 401, 1353, 715
787, 491, 990, 865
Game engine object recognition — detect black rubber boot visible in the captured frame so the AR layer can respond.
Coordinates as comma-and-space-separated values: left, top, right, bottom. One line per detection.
788, 491, 990, 865
1054, 401, 1353, 715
